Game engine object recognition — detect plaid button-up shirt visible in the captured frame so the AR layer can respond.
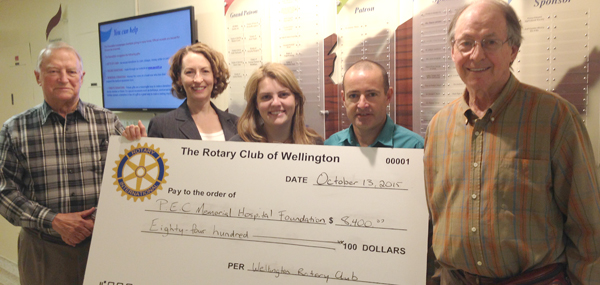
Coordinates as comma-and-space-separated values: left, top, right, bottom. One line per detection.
0, 100, 124, 236
425, 75, 600, 284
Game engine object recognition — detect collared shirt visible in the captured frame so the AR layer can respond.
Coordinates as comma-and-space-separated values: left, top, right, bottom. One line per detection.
424, 74, 600, 283
0, 101, 124, 235
324, 115, 424, 148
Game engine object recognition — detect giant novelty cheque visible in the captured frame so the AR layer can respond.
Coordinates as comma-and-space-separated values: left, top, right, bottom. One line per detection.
83, 136, 428, 285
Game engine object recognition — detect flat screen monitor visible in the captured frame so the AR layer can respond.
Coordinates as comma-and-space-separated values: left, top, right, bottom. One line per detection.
98, 6, 194, 110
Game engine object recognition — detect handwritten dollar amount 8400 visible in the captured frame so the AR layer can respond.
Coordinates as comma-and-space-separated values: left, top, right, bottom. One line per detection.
329, 216, 385, 228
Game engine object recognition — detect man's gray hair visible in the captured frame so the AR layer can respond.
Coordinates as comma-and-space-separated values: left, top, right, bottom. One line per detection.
447, 0, 523, 48
35, 41, 83, 72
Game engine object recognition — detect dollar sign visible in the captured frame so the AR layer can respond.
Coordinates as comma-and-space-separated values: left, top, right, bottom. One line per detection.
329, 217, 333, 224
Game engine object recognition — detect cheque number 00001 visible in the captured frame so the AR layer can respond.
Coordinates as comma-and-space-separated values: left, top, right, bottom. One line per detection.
386, 158, 409, 165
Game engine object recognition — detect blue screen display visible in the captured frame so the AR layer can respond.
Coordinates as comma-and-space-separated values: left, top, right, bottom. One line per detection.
99, 7, 194, 110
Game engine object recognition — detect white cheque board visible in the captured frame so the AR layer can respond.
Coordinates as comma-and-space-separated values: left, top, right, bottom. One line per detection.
84, 137, 429, 285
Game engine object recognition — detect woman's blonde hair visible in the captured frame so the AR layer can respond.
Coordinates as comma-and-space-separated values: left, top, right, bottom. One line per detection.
169, 42, 229, 99
237, 63, 322, 144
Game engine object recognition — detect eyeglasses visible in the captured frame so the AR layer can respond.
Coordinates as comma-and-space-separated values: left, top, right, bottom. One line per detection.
452, 38, 510, 54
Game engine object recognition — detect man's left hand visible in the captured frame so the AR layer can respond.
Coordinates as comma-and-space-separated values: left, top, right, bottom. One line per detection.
52, 207, 96, 247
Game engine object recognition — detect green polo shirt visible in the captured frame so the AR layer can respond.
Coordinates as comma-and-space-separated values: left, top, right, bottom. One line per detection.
324, 115, 424, 148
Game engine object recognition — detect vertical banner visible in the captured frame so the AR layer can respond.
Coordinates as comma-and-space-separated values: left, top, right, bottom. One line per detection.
510, 0, 600, 161
394, 0, 415, 130
412, 0, 466, 135
271, 0, 328, 137
226, 0, 269, 114
512, 1, 590, 119
336, 0, 398, 130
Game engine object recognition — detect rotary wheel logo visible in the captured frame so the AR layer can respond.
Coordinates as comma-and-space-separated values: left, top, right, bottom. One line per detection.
113, 143, 169, 201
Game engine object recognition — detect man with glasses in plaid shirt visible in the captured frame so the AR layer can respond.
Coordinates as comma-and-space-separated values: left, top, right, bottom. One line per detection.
424, 0, 600, 284
0, 42, 124, 285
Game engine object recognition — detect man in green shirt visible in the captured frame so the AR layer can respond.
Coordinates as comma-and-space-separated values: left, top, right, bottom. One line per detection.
325, 60, 423, 148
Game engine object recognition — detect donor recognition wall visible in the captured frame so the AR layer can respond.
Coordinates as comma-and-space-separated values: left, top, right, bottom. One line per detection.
81, 0, 600, 284
222, 0, 599, 147
413, 0, 597, 135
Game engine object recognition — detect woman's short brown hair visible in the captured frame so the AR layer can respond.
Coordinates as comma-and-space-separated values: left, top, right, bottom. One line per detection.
169, 43, 230, 99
